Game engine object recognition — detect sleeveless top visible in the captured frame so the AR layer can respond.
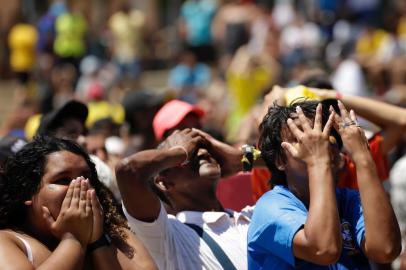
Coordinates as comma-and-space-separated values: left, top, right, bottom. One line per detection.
16, 235, 34, 264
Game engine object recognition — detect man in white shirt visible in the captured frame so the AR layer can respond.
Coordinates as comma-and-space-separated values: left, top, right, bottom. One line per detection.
116, 128, 253, 270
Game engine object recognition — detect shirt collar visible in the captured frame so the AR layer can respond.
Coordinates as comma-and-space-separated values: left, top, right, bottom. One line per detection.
176, 209, 250, 226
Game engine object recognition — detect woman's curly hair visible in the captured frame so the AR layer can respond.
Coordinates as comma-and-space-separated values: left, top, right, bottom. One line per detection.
0, 135, 130, 250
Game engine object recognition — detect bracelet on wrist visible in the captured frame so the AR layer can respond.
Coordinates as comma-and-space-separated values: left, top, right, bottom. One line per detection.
88, 233, 111, 252
170, 145, 189, 166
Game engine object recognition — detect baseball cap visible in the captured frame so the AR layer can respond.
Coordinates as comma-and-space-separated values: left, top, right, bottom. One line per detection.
152, 99, 204, 140
0, 135, 27, 164
86, 101, 124, 128
123, 90, 164, 115
284, 85, 321, 105
37, 100, 88, 135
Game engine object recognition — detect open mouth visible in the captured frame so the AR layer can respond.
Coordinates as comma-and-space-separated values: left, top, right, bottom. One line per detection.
199, 160, 210, 166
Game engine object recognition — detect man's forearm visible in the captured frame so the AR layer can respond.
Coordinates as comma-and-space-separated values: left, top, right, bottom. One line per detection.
307, 162, 341, 238
306, 162, 341, 253
116, 148, 187, 222
293, 162, 342, 265
119, 148, 187, 181
354, 154, 401, 262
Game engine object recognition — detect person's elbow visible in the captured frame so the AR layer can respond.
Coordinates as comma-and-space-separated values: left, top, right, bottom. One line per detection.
366, 242, 402, 263
295, 230, 342, 265
313, 245, 341, 265
399, 113, 406, 129
301, 240, 342, 265
115, 159, 128, 180
115, 158, 139, 185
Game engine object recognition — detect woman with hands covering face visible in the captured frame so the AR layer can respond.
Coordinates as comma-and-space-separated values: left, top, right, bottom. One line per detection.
0, 136, 157, 270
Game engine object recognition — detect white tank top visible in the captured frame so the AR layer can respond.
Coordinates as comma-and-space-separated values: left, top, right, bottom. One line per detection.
16, 236, 34, 264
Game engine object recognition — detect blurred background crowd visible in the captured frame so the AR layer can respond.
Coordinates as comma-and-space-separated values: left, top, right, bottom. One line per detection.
1, 0, 406, 141
1, 0, 406, 268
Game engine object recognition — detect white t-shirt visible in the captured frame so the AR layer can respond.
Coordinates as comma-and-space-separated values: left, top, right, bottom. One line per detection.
389, 158, 406, 270
123, 202, 253, 270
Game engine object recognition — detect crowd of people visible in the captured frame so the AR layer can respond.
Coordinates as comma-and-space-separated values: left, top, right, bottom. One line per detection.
1, 0, 406, 269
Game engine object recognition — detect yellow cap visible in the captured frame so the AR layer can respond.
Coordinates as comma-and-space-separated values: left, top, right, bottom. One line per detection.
86, 101, 125, 128
284, 85, 321, 105
24, 114, 42, 140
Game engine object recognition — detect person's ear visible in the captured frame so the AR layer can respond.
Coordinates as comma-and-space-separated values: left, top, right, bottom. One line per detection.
157, 181, 167, 191
154, 176, 170, 191
24, 200, 32, 206
276, 159, 286, 171
275, 157, 286, 171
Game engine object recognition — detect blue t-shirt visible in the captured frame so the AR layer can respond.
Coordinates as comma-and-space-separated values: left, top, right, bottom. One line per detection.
181, 0, 217, 46
168, 63, 210, 104
248, 185, 370, 270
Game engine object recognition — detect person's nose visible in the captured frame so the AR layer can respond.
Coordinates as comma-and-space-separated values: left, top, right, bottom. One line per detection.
197, 148, 211, 159
197, 148, 208, 155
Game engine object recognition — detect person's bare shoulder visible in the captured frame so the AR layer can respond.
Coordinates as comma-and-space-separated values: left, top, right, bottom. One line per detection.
0, 230, 35, 270
0, 230, 21, 248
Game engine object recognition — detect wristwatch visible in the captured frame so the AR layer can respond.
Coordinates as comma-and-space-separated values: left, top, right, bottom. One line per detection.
241, 144, 261, 172
88, 233, 111, 252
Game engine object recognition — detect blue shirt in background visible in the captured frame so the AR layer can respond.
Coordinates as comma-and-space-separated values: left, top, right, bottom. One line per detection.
181, 0, 218, 46
168, 63, 210, 104
248, 185, 370, 270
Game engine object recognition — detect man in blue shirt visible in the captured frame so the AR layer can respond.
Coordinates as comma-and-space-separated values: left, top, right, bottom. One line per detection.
248, 100, 401, 269
179, 0, 218, 63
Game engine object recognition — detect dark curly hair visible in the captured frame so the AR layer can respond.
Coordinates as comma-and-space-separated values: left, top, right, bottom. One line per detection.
258, 99, 343, 186
0, 135, 131, 253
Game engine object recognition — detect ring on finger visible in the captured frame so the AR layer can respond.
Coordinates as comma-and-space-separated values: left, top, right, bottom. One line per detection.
340, 120, 357, 128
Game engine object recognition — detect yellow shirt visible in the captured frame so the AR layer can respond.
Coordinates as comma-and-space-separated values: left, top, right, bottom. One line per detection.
356, 29, 389, 57
54, 13, 87, 57
8, 23, 38, 72
398, 16, 406, 39
108, 10, 145, 62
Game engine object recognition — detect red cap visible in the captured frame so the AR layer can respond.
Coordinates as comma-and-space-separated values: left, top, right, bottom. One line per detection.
88, 81, 104, 100
153, 100, 204, 140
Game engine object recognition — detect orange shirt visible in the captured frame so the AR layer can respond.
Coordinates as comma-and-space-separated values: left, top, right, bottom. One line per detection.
251, 134, 389, 202
337, 133, 389, 189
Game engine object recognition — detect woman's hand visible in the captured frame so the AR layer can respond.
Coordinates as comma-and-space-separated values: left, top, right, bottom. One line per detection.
89, 190, 104, 243
282, 104, 335, 166
332, 101, 370, 161
42, 177, 93, 246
